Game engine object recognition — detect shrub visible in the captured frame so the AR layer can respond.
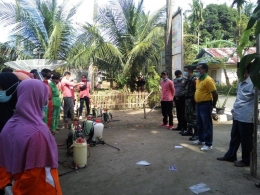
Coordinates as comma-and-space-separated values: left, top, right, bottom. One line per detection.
216, 83, 237, 96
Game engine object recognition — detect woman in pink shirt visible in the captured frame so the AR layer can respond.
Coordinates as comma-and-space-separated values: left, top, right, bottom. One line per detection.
78, 75, 91, 119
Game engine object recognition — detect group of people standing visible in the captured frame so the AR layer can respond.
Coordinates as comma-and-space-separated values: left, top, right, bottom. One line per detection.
0, 71, 63, 194
160, 63, 215, 150
160, 62, 256, 168
0, 68, 91, 194
60, 72, 91, 122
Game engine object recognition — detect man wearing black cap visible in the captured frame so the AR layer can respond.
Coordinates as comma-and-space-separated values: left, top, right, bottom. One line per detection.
172, 70, 187, 132
159, 71, 175, 130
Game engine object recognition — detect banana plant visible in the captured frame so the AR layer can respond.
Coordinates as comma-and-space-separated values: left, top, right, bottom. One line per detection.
238, 5, 260, 88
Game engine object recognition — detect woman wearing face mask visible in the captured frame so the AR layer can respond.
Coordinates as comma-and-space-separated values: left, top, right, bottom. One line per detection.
0, 72, 19, 133
0, 79, 62, 195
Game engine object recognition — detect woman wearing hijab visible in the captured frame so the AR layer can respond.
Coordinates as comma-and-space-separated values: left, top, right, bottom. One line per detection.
0, 73, 19, 133
0, 79, 62, 194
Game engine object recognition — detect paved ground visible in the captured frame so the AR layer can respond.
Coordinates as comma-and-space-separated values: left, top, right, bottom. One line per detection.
55, 102, 260, 195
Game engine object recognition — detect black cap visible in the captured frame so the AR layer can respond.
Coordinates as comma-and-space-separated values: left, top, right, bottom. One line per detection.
161, 70, 168, 75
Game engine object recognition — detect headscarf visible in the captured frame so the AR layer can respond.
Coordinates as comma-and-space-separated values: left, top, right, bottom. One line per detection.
0, 73, 19, 132
0, 79, 58, 174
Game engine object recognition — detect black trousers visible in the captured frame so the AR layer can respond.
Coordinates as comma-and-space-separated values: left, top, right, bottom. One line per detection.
174, 96, 187, 129
63, 97, 74, 120
161, 101, 173, 126
224, 119, 253, 165
79, 96, 90, 116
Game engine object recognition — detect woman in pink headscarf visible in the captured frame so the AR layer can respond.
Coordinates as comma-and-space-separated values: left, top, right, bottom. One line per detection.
0, 79, 62, 194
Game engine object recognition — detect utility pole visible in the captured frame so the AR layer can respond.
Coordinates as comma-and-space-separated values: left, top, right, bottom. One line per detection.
165, 0, 172, 79
250, 0, 260, 177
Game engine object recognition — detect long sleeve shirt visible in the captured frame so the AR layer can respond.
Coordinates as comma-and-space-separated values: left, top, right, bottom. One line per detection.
61, 78, 75, 98
160, 79, 175, 101
232, 77, 255, 123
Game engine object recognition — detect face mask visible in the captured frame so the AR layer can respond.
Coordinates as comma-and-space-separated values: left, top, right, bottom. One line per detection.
176, 77, 182, 80
183, 71, 188, 77
0, 82, 19, 103
195, 72, 201, 78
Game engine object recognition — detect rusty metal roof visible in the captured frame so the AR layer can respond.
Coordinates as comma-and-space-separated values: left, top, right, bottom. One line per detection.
201, 47, 256, 64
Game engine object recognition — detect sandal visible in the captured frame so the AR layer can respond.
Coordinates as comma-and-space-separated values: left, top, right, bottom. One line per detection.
255, 183, 260, 188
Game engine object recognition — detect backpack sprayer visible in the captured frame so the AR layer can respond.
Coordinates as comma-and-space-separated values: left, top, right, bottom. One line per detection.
82, 115, 120, 151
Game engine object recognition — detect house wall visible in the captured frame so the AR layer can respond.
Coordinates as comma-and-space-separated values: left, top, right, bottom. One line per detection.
220, 65, 237, 85
208, 64, 237, 85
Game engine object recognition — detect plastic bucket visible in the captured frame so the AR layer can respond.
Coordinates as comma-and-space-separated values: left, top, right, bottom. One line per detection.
216, 107, 225, 115
73, 142, 87, 168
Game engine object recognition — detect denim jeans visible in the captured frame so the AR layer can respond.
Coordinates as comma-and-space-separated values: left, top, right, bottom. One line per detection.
196, 101, 213, 146
224, 119, 253, 165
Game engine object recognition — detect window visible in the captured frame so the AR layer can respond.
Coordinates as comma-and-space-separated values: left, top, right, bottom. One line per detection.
211, 70, 217, 81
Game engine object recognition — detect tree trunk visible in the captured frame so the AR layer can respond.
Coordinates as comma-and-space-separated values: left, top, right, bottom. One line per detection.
110, 70, 113, 89
250, 0, 260, 177
223, 68, 231, 87
197, 26, 200, 53
165, 0, 172, 79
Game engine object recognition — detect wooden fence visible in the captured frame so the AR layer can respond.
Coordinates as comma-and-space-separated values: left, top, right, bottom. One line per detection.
90, 91, 160, 110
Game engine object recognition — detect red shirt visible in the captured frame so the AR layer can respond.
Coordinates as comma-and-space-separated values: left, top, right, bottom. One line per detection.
78, 81, 91, 98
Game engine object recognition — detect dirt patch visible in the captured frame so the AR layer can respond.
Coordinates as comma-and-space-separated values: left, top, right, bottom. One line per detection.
55, 109, 260, 195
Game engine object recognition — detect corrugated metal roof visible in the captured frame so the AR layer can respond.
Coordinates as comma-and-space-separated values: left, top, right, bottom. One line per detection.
203, 47, 256, 64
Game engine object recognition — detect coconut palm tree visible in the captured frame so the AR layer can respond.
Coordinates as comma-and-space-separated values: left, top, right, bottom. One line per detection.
231, 0, 247, 45
70, 0, 165, 90
0, 0, 80, 60
188, 0, 204, 51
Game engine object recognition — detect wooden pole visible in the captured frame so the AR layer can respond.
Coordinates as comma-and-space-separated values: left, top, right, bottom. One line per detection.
165, 0, 172, 80
250, 0, 260, 177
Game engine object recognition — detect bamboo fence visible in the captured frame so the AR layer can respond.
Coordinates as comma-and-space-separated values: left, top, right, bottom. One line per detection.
89, 91, 160, 110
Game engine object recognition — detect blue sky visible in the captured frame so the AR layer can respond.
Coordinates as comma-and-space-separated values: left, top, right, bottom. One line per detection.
0, 0, 253, 42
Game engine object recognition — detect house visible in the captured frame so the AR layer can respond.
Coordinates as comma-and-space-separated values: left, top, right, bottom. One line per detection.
194, 47, 256, 85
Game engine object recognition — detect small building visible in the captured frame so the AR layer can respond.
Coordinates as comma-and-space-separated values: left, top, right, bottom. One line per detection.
194, 47, 256, 85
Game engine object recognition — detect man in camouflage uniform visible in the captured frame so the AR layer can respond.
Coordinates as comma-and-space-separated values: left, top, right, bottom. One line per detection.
181, 66, 198, 141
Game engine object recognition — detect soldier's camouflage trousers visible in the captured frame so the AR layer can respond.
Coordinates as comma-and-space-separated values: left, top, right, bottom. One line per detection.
185, 99, 196, 129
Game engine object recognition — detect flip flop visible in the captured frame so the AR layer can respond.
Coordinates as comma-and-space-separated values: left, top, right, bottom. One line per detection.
255, 183, 260, 188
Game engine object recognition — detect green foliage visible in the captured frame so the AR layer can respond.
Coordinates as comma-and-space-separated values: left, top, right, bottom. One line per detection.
0, 0, 80, 61
239, 5, 260, 89
200, 4, 237, 41
216, 83, 237, 96
71, 0, 165, 90
145, 65, 161, 93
